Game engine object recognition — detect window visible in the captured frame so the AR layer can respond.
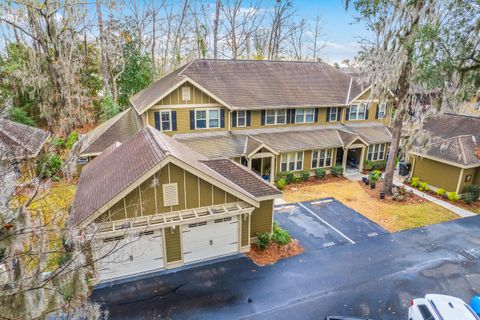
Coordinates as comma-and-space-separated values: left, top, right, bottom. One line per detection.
154, 110, 172, 131
265, 109, 286, 125
162, 183, 179, 206
329, 107, 338, 122
181, 87, 191, 101
195, 108, 220, 129
378, 103, 387, 119
417, 305, 435, 320
295, 108, 315, 123
280, 152, 304, 172
349, 104, 368, 120
237, 110, 246, 127
367, 143, 386, 161
312, 148, 334, 168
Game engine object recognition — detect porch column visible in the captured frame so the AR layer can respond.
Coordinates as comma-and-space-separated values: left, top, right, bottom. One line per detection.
342, 148, 348, 172
248, 157, 252, 169
359, 146, 366, 172
270, 156, 275, 184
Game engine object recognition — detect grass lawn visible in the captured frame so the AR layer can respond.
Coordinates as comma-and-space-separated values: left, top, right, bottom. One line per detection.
282, 180, 460, 232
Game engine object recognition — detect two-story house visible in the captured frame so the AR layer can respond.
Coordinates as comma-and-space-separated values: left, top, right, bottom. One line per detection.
72, 59, 393, 282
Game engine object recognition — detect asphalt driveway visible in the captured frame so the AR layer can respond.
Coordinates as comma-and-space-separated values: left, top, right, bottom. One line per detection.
92, 199, 480, 320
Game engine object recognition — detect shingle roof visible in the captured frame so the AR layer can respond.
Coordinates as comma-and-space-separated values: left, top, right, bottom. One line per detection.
413, 113, 480, 167
202, 159, 281, 198
130, 59, 366, 113
79, 108, 143, 156
0, 118, 50, 161
342, 123, 393, 144
71, 127, 280, 226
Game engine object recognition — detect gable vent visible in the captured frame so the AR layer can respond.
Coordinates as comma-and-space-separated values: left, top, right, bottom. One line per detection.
182, 87, 191, 101
163, 183, 179, 207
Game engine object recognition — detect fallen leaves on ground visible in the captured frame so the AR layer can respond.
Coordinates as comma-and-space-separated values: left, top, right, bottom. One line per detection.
246, 240, 304, 266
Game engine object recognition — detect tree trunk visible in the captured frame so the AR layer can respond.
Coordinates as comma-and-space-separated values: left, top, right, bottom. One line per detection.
213, 0, 220, 59
150, 0, 157, 79
96, 0, 112, 97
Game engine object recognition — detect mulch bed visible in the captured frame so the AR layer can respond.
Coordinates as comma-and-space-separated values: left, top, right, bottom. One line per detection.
246, 240, 304, 266
419, 188, 480, 213
358, 180, 426, 205
283, 175, 347, 191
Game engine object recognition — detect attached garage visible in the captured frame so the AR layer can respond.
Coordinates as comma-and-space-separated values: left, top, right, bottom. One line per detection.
93, 229, 165, 281
182, 216, 239, 264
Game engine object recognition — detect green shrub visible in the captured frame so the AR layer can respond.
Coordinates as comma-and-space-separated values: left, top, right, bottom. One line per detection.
465, 185, 480, 200
286, 172, 294, 184
276, 178, 287, 190
363, 160, 374, 171
271, 222, 291, 245
410, 177, 420, 188
36, 154, 63, 179
436, 188, 447, 197
464, 192, 477, 205
65, 132, 79, 149
368, 171, 381, 184
331, 165, 344, 177
376, 160, 387, 170
447, 192, 459, 202
53, 137, 65, 149
315, 168, 326, 179
292, 175, 302, 184
9, 107, 36, 127
256, 232, 270, 250
99, 94, 120, 121
418, 182, 430, 192
301, 170, 310, 181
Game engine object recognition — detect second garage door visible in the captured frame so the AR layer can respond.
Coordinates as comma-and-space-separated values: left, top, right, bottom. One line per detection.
182, 216, 239, 264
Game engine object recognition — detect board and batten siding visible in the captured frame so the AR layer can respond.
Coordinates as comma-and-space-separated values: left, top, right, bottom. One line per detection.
156, 82, 217, 105
250, 200, 274, 237
164, 227, 182, 263
241, 214, 250, 247
412, 156, 461, 192
95, 162, 241, 223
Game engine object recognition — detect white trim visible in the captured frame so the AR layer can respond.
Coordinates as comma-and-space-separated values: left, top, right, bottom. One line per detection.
348, 103, 368, 121
280, 151, 304, 172
135, 78, 189, 114
456, 168, 465, 194
294, 108, 315, 123
153, 110, 173, 132
149, 103, 223, 110
236, 110, 247, 127
184, 77, 234, 110
345, 78, 354, 104
366, 143, 387, 161
194, 108, 221, 129
409, 152, 480, 169
347, 85, 372, 105
265, 109, 287, 125
311, 148, 334, 169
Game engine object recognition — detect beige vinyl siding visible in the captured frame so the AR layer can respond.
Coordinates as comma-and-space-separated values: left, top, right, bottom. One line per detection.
96, 163, 240, 223
165, 227, 182, 263
412, 156, 461, 192
250, 200, 274, 237
241, 214, 250, 246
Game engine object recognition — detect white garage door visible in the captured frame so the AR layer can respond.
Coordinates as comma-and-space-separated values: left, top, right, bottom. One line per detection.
182, 216, 239, 264
93, 229, 164, 281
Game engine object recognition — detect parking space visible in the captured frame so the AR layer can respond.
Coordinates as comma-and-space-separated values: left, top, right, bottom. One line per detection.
274, 197, 388, 251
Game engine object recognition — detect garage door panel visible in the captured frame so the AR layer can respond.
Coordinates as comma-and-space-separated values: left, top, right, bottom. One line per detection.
94, 230, 165, 281
182, 216, 239, 264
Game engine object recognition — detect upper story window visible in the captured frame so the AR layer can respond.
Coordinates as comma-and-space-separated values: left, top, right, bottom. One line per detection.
367, 143, 386, 161
280, 152, 303, 172
312, 148, 334, 168
377, 103, 387, 119
295, 108, 315, 123
329, 107, 338, 122
349, 103, 368, 120
196, 108, 219, 129
237, 110, 246, 127
266, 109, 286, 125
154, 110, 172, 132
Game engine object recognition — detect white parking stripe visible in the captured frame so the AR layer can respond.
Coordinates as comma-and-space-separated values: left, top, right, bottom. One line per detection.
297, 202, 356, 244
310, 199, 333, 205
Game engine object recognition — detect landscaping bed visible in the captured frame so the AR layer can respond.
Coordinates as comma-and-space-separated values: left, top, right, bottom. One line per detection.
283, 175, 346, 191
246, 239, 304, 266
358, 180, 426, 205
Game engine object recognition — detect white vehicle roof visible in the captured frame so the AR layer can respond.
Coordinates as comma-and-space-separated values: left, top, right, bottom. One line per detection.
424, 294, 479, 320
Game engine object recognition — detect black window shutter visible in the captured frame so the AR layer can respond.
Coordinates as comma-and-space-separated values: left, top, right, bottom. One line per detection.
336, 108, 341, 121
286, 109, 291, 124
261, 110, 265, 125
314, 108, 319, 122
171, 111, 177, 131
220, 109, 225, 128
290, 108, 295, 123
326, 108, 331, 122
190, 110, 195, 130
232, 111, 237, 128
154, 111, 160, 130
375, 105, 379, 119
246, 111, 251, 126
365, 106, 369, 120
346, 107, 350, 121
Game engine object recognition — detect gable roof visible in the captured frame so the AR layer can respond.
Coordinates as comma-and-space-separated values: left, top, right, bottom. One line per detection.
130, 59, 366, 113
0, 118, 50, 161
71, 127, 280, 227
413, 113, 480, 167
78, 108, 143, 156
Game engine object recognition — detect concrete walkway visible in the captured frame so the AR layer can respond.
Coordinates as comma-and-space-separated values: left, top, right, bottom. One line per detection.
394, 178, 477, 218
